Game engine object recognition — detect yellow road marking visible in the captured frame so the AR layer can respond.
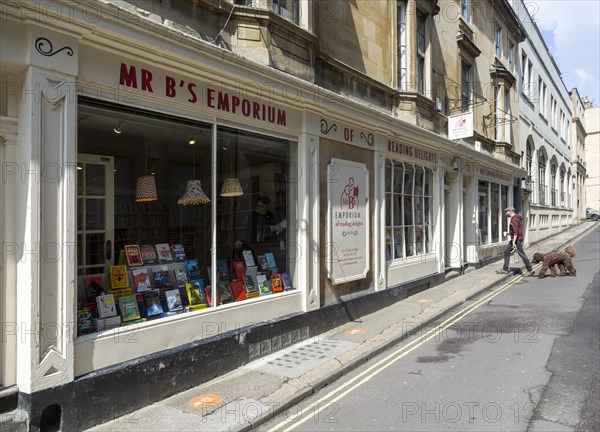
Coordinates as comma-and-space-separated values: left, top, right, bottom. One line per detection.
267, 274, 527, 432
268, 232, 588, 431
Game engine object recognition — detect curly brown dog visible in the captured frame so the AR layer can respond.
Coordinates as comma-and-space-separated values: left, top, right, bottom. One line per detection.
532, 246, 577, 278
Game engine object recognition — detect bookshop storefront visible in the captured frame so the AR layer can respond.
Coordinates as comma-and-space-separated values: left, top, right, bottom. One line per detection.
384, 138, 442, 286
73, 48, 306, 375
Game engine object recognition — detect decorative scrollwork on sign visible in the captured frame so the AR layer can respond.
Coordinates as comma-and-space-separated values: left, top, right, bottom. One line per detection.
35, 37, 74, 57
320, 119, 337, 135
360, 132, 374, 146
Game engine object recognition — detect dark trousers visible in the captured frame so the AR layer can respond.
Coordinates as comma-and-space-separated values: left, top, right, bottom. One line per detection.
503, 239, 532, 272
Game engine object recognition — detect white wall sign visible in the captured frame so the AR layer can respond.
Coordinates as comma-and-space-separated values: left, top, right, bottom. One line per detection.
327, 159, 370, 284
448, 112, 474, 140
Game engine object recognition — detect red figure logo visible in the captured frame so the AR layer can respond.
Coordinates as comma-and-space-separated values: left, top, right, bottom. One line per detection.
341, 177, 359, 209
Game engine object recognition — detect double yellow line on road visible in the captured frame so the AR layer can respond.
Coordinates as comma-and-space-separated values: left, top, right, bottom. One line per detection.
266, 230, 590, 431
266, 274, 528, 432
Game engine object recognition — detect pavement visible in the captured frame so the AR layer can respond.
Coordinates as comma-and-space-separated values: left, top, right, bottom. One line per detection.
87, 221, 598, 432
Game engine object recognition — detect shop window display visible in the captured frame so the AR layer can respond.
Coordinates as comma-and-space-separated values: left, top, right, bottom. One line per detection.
385, 159, 433, 261
76, 99, 295, 336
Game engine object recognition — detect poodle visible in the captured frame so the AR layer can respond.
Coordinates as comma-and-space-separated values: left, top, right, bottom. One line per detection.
532, 246, 577, 278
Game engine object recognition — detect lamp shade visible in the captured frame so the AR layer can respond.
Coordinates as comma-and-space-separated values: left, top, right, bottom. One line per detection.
220, 178, 244, 197
178, 179, 210, 205
135, 175, 158, 202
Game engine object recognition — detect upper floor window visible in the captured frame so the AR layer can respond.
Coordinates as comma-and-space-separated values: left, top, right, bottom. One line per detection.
551, 96, 557, 129
540, 80, 547, 117
495, 24, 503, 58
526, 144, 533, 178
461, 61, 472, 112
461, 0, 471, 22
272, 0, 299, 23
521, 55, 533, 99
508, 41, 515, 72
416, 10, 427, 94
397, 0, 407, 91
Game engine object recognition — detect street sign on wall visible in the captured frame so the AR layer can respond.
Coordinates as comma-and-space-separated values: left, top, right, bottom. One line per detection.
327, 159, 370, 285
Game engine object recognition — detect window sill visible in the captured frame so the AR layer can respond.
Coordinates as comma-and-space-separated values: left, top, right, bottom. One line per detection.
386, 252, 437, 268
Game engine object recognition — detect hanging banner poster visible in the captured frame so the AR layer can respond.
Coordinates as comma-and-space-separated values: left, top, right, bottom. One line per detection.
327, 159, 370, 284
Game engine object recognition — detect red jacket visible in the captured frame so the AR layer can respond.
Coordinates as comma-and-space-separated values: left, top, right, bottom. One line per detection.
509, 214, 524, 241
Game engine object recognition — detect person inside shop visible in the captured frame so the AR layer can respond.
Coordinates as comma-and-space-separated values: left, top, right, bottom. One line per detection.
252, 196, 286, 243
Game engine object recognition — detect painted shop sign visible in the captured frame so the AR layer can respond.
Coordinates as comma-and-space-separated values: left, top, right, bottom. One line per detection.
117, 63, 287, 126
448, 112, 473, 140
327, 159, 370, 285
479, 167, 512, 183
320, 118, 375, 148
387, 139, 438, 165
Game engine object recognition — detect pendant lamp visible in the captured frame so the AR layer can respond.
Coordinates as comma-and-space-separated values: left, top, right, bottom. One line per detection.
220, 142, 243, 197
178, 140, 210, 205
135, 139, 158, 202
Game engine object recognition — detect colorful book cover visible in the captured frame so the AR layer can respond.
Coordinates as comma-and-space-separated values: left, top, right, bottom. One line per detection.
216, 259, 230, 281
165, 289, 183, 312
174, 268, 188, 288
271, 273, 283, 293
229, 280, 247, 301
156, 243, 174, 264
264, 252, 278, 270
203, 285, 216, 306
96, 294, 117, 318
186, 281, 208, 309
242, 250, 256, 268
83, 275, 105, 301
186, 258, 202, 280
217, 281, 234, 303
143, 290, 164, 317
109, 287, 133, 302
233, 260, 246, 279
124, 244, 143, 267
109, 265, 129, 289
141, 244, 158, 265
256, 274, 270, 294
131, 268, 152, 293
118, 294, 141, 322
170, 243, 186, 263
280, 272, 293, 291
243, 275, 259, 297
152, 265, 172, 289
257, 255, 270, 272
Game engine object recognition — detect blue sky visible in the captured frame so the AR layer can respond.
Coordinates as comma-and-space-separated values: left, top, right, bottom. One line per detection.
534, 0, 600, 105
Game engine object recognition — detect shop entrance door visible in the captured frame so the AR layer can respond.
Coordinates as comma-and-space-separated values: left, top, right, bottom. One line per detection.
77, 154, 115, 276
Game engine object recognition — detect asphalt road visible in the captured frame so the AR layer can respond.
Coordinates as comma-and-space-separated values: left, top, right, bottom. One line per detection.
256, 226, 600, 432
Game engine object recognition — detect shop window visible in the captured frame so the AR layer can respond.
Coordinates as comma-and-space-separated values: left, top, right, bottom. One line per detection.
385, 159, 433, 261
478, 180, 488, 245
76, 99, 295, 336
491, 183, 499, 243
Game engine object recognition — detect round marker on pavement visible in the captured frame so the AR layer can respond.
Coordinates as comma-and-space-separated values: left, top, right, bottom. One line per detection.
345, 328, 366, 335
189, 394, 222, 408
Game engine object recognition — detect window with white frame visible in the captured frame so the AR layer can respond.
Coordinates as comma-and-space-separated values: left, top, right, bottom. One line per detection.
271, 0, 299, 23
461, 61, 472, 112
521, 54, 533, 98
550, 159, 557, 206
478, 180, 509, 245
385, 160, 434, 261
397, 0, 407, 91
494, 85, 501, 141
504, 87, 511, 141
540, 80, 547, 117
551, 97, 557, 129
508, 41, 515, 72
461, 0, 471, 22
416, 9, 427, 95
495, 24, 503, 59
